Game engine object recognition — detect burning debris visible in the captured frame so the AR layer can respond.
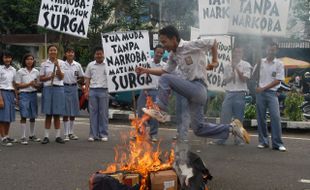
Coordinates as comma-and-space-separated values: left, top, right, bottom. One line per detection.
89, 96, 212, 190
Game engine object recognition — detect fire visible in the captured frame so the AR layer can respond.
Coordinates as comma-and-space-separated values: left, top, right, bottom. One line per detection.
99, 96, 175, 190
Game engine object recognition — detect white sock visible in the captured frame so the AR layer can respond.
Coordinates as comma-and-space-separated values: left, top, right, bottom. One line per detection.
55, 129, 61, 138
69, 120, 74, 134
44, 129, 50, 138
21, 123, 27, 138
29, 122, 35, 136
63, 121, 69, 136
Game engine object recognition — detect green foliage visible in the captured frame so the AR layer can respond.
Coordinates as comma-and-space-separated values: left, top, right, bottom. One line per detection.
284, 92, 304, 121
206, 92, 224, 117
244, 104, 256, 119
292, 0, 310, 23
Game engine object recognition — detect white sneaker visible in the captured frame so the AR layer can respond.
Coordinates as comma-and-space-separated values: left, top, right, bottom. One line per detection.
230, 119, 250, 144
257, 144, 269, 149
151, 136, 158, 142
274, 145, 286, 152
64, 135, 70, 142
101, 137, 108, 142
20, 137, 28, 145
142, 107, 169, 123
88, 137, 94, 142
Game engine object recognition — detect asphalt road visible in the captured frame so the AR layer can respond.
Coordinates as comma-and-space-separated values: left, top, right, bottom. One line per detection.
0, 116, 310, 190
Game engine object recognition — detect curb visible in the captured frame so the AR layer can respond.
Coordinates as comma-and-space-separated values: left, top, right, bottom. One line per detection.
107, 109, 310, 129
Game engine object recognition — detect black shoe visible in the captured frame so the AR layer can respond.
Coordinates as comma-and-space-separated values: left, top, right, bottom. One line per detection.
41, 137, 50, 144
7, 137, 18, 143
29, 136, 41, 142
55, 137, 65, 144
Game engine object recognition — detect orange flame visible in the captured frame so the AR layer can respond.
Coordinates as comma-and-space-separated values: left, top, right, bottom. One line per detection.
100, 96, 175, 190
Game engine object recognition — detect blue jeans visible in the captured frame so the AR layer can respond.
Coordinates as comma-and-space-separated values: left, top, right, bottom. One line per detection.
221, 91, 246, 124
136, 89, 159, 136
175, 92, 190, 140
156, 74, 230, 139
218, 91, 246, 144
88, 88, 109, 139
256, 90, 284, 148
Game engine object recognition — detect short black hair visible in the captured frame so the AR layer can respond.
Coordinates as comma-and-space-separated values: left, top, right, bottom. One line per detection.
159, 25, 180, 42
94, 46, 104, 54
21, 53, 35, 68
47, 44, 58, 51
154, 44, 164, 51
1, 50, 13, 65
65, 47, 75, 53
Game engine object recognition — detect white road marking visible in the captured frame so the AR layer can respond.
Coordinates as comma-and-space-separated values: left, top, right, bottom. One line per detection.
299, 179, 310, 184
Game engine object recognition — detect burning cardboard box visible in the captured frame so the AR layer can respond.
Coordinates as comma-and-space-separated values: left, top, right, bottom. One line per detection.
149, 170, 178, 190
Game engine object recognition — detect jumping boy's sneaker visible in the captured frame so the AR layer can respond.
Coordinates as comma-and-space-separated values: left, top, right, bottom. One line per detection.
142, 107, 169, 123
230, 119, 250, 144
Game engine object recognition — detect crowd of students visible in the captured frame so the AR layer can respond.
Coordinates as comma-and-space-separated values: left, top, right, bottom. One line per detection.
0, 45, 109, 146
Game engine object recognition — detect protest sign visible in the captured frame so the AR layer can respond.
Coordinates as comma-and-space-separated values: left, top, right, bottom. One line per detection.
37, 0, 93, 38
228, 0, 290, 37
204, 35, 232, 92
190, 27, 200, 41
102, 30, 156, 93
198, 0, 231, 35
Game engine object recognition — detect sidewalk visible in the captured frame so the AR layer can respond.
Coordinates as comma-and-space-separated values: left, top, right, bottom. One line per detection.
104, 109, 310, 129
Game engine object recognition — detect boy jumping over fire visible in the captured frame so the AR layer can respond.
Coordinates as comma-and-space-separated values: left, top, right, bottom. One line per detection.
135, 25, 250, 144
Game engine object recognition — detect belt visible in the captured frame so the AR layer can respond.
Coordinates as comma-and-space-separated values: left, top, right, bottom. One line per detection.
193, 79, 206, 86
64, 83, 77, 86
20, 91, 37, 94
52, 85, 63, 87
0, 89, 14, 92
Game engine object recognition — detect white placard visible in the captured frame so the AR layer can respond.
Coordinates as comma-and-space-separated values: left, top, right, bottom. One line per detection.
102, 30, 156, 93
190, 27, 201, 40
228, 0, 290, 37
37, 0, 94, 38
204, 35, 232, 92
199, 0, 231, 35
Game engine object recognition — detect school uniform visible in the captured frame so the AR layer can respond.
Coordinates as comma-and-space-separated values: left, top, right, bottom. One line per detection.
255, 58, 285, 149
40, 59, 65, 115
0, 65, 16, 122
63, 60, 84, 117
84, 61, 109, 140
16, 68, 40, 119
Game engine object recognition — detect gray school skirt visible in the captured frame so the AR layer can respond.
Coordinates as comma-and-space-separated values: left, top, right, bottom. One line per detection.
41, 86, 65, 115
64, 85, 79, 117
0, 90, 16, 122
19, 91, 38, 119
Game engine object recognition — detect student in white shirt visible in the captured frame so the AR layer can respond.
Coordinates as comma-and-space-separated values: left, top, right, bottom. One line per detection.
39, 44, 66, 144
84, 47, 109, 142
136, 25, 250, 144
62, 47, 84, 141
136, 45, 166, 142
218, 46, 252, 145
254, 42, 286, 151
16, 53, 41, 145
0, 51, 17, 146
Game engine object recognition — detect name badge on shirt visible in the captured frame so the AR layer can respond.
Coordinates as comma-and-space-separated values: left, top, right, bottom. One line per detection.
185, 56, 193, 65
272, 72, 276, 77
74, 71, 79, 77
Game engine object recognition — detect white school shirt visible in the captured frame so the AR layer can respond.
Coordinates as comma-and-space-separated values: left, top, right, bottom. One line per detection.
163, 39, 215, 86
255, 58, 285, 91
40, 59, 65, 86
224, 60, 252, 92
63, 60, 84, 84
0, 65, 16, 90
84, 61, 108, 88
149, 60, 166, 89
16, 68, 40, 92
